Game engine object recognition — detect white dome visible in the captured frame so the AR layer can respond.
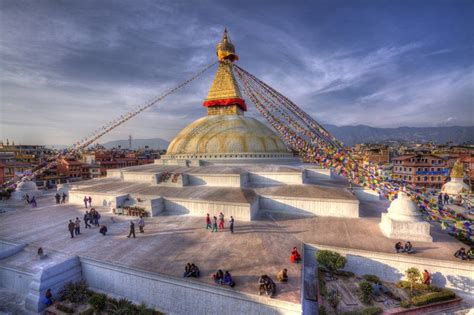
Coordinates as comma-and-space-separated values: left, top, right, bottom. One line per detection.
441, 178, 470, 195
386, 191, 422, 222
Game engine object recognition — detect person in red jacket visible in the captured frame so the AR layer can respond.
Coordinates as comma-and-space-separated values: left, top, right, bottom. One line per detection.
290, 247, 301, 263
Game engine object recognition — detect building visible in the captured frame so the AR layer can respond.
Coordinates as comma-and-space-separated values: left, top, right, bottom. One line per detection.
392, 154, 448, 188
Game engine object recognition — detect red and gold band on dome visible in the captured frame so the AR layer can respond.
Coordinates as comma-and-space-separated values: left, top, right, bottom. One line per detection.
202, 97, 247, 111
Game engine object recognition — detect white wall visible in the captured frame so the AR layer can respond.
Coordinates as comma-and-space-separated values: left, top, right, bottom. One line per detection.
164, 198, 253, 221
249, 172, 303, 185
260, 196, 359, 218
69, 191, 129, 208
81, 258, 301, 315
188, 174, 242, 187
307, 244, 474, 303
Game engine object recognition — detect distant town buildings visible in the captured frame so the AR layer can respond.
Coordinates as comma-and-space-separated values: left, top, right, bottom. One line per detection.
392, 154, 448, 188
0, 140, 160, 187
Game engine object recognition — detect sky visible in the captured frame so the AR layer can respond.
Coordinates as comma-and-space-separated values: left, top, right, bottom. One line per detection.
0, 0, 473, 145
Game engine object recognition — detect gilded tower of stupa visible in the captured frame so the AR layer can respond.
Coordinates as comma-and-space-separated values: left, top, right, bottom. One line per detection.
165, 30, 293, 163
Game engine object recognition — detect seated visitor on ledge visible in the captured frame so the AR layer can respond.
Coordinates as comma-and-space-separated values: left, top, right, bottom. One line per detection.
213, 269, 224, 284
276, 268, 288, 282
454, 247, 468, 260
290, 247, 301, 263
184, 263, 192, 277
223, 271, 235, 287
467, 247, 474, 260
395, 242, 403, 253
258, 275, 276, 297
404, 241, 414, 254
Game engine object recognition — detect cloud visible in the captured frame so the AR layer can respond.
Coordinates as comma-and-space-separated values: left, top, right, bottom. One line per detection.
0, 0, 473, 145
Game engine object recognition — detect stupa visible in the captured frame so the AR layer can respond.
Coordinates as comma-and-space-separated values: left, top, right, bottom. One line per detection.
441, 159, 470, 195
11, 180, 39, 201
379, 189, 432, 242
162, 29, 295, 165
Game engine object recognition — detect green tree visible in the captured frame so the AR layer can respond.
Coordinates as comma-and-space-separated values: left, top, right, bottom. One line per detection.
405, 267, 422, 295
316, 250, 347, 278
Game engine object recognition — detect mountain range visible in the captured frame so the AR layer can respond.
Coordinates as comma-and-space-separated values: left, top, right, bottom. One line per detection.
96, 125, 473, 149
324, 125, 474, 146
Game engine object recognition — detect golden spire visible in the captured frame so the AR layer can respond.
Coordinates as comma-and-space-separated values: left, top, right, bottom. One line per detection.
216, 28, 238, 62
451, 159, 464, 178
203, 29, 246, 115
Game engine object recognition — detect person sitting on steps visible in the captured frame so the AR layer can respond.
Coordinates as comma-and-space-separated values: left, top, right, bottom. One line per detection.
395, 242, 403, 253
276, 268, 288, 282
404, 241, 414, 254
213, 269, 224, 284
290, 247, 301, 263
224, 271, 235, 287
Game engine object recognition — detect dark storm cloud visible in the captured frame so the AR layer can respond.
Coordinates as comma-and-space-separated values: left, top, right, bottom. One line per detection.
1, 0, 473, 145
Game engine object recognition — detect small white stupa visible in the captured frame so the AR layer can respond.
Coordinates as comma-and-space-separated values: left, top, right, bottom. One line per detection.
11, 180, 39, 201
441, 159, 470, 195
379, 189, 433, 242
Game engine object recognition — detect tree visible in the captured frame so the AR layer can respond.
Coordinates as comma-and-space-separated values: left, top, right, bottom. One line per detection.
405, 267, 422, 295
316, 250, 347, 278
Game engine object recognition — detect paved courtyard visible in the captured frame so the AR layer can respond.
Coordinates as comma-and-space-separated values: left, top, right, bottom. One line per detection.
0, 192, 471, 308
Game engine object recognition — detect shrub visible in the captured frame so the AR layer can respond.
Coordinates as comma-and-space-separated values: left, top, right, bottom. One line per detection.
316, 250, 347, 277
400, 300, 411, 308
59, 281, 89, 303
363, 274, 381, 284
319, 305, 328, 315
327, 290, 342, 311
89, 293, 107, 312
405, 267, 422, 294
411, 289, 456, 307
358, 281, 373, 305
55, 304, 74, 314
107, 297, 134, 315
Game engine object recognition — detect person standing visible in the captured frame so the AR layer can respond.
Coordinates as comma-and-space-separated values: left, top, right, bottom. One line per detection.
31, 196, 37, 208
444, 193, 449, 205
206, 213, 212, 230
422, 269, 431, 285
229, 216, 235, 234
84, 211, 91, 229
212, 216, 218, 232
218, 212, 225, 230
88, 196, 92, 208
127, 221, 136, 238
83, 196, 88, 208
61, 192, 67, 204
24, 193, 30, 205
68, 220, 75, 238
74, 217, 81, 235
138, 216, 145, 233
55, 193, 61, 204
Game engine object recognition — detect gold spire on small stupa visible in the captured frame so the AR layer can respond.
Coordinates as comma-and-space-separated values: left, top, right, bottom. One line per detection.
203, 29, 246, 115
450, 159, 464, 178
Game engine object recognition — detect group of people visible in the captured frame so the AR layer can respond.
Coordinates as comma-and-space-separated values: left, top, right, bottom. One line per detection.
258, 275, 276, 296
54, 192, 68, 204
23, 193, 37, 208
67, 218, 82, 238
183, 263, 200, 278
454, 247, 474, 260
438, 192, 450, 205
84, 209, 101, 228
395, 241, 414, 254
83, 196, 93, 208
212, 270, 235, 287
127, 216, 145, 238
206, 213, 235, 233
